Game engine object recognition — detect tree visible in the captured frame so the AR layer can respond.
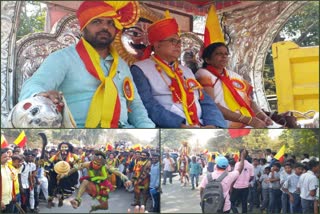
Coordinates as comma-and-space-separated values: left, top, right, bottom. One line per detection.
160, 129, 193, 150
264, 2, 319, 108
17, 1, 46, 40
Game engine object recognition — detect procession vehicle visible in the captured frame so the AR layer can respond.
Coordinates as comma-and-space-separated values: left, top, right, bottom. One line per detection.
1, 1, 318, 127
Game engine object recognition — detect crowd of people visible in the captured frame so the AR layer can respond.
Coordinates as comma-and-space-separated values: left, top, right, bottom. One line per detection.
161, 147, 319, 214
201, 150, 319, 214
1, 141, 160, 213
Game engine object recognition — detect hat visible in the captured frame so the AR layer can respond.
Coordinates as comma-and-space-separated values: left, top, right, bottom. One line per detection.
54, 161, 70, 175
94, 150, 106, 160
216, 155, 229, 169
142, 11, 179, 59
76, 1, 140, 31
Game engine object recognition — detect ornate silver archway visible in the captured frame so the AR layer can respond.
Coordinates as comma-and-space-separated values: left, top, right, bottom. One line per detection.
0, 1, 307, 126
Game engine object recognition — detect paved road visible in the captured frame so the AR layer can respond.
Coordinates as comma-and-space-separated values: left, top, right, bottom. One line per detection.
38, 187, 152, 213
161, 172, 203, 213
161, 171, 261, 213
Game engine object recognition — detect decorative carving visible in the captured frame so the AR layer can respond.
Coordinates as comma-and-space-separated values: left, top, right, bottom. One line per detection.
1, 1, 21, 127
14, 14, 81, 105
224, 1, 307, 110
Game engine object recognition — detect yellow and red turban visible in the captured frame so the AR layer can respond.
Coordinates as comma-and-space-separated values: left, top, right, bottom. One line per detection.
142, 11, 180, 59
76, 1, 140, 31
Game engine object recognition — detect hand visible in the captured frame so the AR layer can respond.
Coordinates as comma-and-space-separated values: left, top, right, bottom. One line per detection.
38, 159, 45, 166
124, 180, 132, 188
36, 90, 64, 112
248, 117, 267, 128
180, 124, 200, 128
289, 195, 294, 203
1, 201, 5, 210
128, 205, 146, 213
256, 112, 273, 126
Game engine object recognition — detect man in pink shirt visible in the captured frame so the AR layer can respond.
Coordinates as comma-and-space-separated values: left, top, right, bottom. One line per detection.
199, 150, 247, 213
230, 149, 254, 213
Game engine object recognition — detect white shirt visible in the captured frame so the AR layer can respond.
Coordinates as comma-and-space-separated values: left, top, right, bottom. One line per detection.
163, 158, 174, 172
20, 161, 36, 189
297, 170, 319, 200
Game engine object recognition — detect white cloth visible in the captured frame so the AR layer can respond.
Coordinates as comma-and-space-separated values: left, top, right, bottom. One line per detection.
1, 164, 13, 205
297, 170, 319, 200
134, 59, 203, 125
163, 158, 174, 172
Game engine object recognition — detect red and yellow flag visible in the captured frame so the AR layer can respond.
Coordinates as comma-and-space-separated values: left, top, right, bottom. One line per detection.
274, 145, 286, 163
132, 144, 142, 152
106, 143, 114, 151
1, 134, 9, 148
14, 131, 27, 148
204, 4, 225, 48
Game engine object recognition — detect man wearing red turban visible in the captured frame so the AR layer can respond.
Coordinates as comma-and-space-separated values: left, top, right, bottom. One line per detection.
130, 12, 226, 128
19, 1, 155, 129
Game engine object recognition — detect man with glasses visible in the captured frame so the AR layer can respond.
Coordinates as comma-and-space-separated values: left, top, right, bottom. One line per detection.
130, 12, 226, 128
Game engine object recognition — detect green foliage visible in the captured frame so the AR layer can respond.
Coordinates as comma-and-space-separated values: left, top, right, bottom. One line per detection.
279, 129, 319, 158
264, 2, 319, 107
160, 129, 193, 150
17, 1, 46, 40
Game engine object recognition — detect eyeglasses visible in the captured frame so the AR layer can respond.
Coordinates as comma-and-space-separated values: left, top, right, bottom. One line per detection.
159, 38, 182, 46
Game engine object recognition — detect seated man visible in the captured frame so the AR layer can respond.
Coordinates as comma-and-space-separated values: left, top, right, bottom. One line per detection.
130, 12, 226, 128
18, 1, 155, 128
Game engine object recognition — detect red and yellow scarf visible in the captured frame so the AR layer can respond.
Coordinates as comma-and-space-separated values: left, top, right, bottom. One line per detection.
76, 38, 120, 128
206, 65, 255, 117
152, 55, 203, 126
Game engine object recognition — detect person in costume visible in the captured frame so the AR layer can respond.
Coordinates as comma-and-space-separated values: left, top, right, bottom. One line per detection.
106, 152, 119, 187
131, 150, 151, 206
195, 5, 273, 128
178, 153, 189, 186
18, 1, 155, 129
130, 11, 226, 128
70, 151, 131, 212
46, 142, 79, 208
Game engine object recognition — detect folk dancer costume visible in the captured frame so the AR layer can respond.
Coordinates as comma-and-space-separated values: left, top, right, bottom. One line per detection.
18, 1, 155, 129
196, 67, 255, 128
106, 153, 119, 187
130, 13, 227, 128
47, 142, 79, 208
70, 151, 131, 212
178, 154, 189, 186
131, 150, 151, 206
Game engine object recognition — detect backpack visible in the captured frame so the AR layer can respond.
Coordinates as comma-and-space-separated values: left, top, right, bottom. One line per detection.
201, 171, 228, 213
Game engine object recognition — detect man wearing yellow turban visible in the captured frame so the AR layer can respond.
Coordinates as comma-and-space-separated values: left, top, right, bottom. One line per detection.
19, 1, 155, 128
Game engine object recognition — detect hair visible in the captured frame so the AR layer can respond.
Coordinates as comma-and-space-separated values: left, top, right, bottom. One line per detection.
284, 162, 292, 168
264, 166, 271, 171
303, 153, 309, 159
273, 162, 281, 168
58, 142, 74, 153
260, 158, 267, 164
271, 152, 276, 156
1, 148, 9, 156
211, 154, 216, 160
201, 42, 228, 68
308, 159, 319, 170
266, 149, 271, 153
294, 163, 304, 169
11, 155, 23, 161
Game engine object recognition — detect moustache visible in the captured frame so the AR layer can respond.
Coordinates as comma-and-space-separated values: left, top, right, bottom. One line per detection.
97, 31, 112, 37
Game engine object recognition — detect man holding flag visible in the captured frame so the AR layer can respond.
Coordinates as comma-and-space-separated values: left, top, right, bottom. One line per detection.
13, 131, 27, 149
195, 4, 274, 128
